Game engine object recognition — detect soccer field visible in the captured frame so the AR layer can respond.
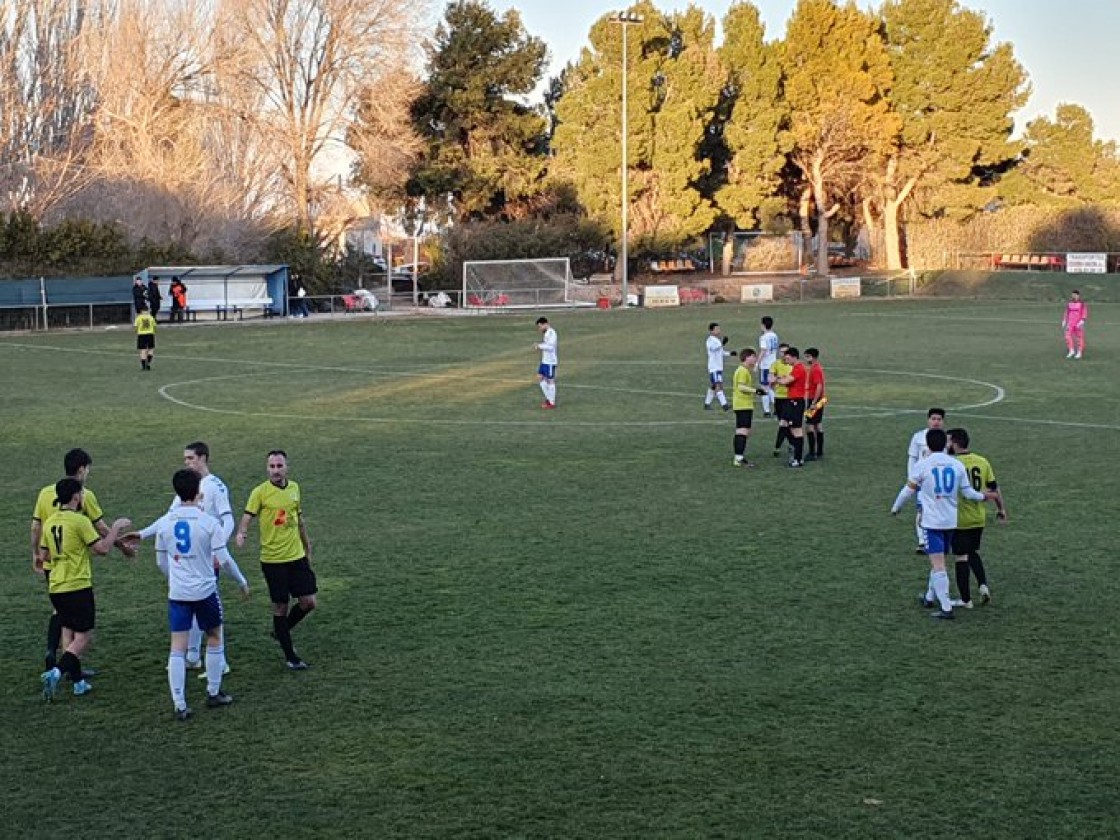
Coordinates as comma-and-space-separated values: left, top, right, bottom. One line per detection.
2, 298, 1118, 838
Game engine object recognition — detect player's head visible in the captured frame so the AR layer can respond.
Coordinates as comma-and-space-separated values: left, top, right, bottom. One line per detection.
947, 428, 970, 453
172, 468, 202, 503
740, 348, 756, 366
804, 347, 819, 364
134, 276, 143, 285
63, 448, 93, 481
761, 316, 773, 331
927, 408, 945, 429
267, 449, 289, 485
709, 322, 721, 335
925, 428, 948, 453
536, 317, 549, 332
184, 441, 211, 474
55, 477, 84, 509
783, 346, 800, 361
1071, 289, 1081, 300
778, 342, 789, 354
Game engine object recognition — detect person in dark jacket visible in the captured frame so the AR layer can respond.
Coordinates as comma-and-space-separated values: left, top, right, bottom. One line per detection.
147, 278, 163, 318
132, 277, 148, 314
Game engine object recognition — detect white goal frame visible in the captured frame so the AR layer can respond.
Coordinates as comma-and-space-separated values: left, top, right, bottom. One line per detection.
461, 257, 588, 310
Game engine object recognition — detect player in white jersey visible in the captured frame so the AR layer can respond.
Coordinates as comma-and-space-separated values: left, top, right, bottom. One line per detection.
534, 316, 558, 409
906, 408, 945, 553
757, 316, 779, 417
135, 442, 248, 674
891, 427, 992, 620
154, 469, 234, 719
704, 322, 734, 411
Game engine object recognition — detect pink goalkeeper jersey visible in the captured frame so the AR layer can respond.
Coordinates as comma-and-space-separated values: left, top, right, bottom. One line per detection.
1064, 300, 1089, 329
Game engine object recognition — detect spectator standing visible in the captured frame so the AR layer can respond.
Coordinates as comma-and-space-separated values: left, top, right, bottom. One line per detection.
147, 277, 163, 319
132, 277, 148, 314
169, 277, 188, 323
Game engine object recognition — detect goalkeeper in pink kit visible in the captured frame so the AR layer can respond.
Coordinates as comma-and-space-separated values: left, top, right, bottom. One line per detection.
1062, 289, 1088, 359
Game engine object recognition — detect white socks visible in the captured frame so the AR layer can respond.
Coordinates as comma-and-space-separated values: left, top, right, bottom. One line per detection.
716, 390, 728, 407
206, 645, 225, 696
186, 618, 202, 665
762, 393, 772, 414
932, 569, 952, 611
544, 382, 556, 403
168, 650, 187, 710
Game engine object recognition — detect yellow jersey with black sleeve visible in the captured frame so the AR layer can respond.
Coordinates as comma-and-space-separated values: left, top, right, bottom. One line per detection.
135, 312, 156, 335
732, 364, 756, 411
955, 452, 996, 529
245, 479, 304, 563
770, 359, 792, 398
40, 509, 100, 593
33, 484, 104, 571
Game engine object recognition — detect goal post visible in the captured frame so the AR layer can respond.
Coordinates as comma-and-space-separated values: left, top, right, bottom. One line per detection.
462, 258, 586, 309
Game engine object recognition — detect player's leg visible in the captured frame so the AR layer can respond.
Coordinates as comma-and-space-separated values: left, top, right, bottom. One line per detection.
712, 372, 728, 409
787, 400, 805, 466
772, 401, 789, 455
1075, 326, 1084, 358
926, 531, 955, 617
733, 411, 753, 466
543, 368, 557, 406
967, 530, 991, 603
167, 604, 192, 717
914, 506, 927, 552
199, 595, 233, 706
287, 559, 319, 631
186, 616, 203, 669
1065, 327, 1076, 357
264, 563, 301, 666
537, 370, 550, 404
760, 370, 772, 416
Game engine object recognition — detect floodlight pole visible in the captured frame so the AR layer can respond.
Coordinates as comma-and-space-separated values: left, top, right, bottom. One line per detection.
613, 10, 643, 309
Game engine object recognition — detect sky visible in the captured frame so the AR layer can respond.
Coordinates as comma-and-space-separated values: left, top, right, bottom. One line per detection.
484, 0, 1120, 142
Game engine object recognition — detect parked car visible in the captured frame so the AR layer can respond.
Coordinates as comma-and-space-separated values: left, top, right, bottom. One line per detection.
390, 262, 431, 292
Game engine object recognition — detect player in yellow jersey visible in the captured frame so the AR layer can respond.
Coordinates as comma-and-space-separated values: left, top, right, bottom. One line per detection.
31, 448, 131, 672
135, 305, 157, 370
732, 349, 768, 468
236, 449, 316, 670
769, 342, 792, 457
38, 478, 130, 701
947, 429, 1007, 607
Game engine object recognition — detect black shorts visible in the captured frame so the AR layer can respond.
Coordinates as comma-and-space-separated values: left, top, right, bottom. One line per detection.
782, 398, 806, 428
137, 334, 155, 350
773, 397, 788, 418
262, 558, 318, 604
50, 588, 96, 633
806, 406, 825, 424
951, 527, 984, 556
734, 409, 754, 429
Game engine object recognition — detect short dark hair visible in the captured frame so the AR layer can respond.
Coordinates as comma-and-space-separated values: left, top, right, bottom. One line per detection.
709, 322, 719, 331
55, 477, 83, 507
928, 407, 946, 419
63, 448, 92, 476
1072, 289, 1080, 295
267, 449, 288, 460
804, 347, 819, 359
137, 305, 148, 312
185, 441, 210, 461
172, 468, 201, 502
778, 342, 789, 351
761, 316, 774, 329
947, 428, 970, 449
785, 346, 800, 359
536, 317, 549, 325
925, 428, 948, 452
740, 348, 756, 359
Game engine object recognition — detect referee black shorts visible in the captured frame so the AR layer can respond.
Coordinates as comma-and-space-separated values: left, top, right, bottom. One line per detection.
783, 398, 806, 429
261, 558, 318, 604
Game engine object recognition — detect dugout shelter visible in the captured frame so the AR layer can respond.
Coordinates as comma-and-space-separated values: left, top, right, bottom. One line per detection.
140, 265, 287, 320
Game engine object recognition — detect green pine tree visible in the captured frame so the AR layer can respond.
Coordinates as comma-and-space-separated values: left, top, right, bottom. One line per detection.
409, 0, 550, 220
873, 0, 1028, 268
552, 2, 722, 255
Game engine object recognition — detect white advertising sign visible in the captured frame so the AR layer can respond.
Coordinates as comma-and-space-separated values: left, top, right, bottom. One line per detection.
643, 285, 680, 307
1066, 253, 1107, 274
830, 277, 861, 299
740, 284, 774, 302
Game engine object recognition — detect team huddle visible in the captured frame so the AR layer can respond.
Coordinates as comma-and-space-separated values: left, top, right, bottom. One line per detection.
703, 316, 827, 469
32, 445, 318, 720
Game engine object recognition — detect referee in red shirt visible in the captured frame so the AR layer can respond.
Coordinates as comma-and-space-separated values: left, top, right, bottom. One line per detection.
773, 347, 808, 467
804, 348, 826, 461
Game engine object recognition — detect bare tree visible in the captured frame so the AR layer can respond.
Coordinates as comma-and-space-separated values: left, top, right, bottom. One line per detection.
217, 0, 427, 237
0, 0, 105, 217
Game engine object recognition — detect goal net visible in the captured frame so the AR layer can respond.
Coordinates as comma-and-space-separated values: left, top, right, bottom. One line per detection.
462, 258, 582, 309
709, 232, 804, 275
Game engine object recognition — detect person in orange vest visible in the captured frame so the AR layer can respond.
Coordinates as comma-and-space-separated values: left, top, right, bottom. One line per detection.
169, 277, 188, 323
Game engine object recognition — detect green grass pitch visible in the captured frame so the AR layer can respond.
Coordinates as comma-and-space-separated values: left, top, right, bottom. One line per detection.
2, 297, 1118, 838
